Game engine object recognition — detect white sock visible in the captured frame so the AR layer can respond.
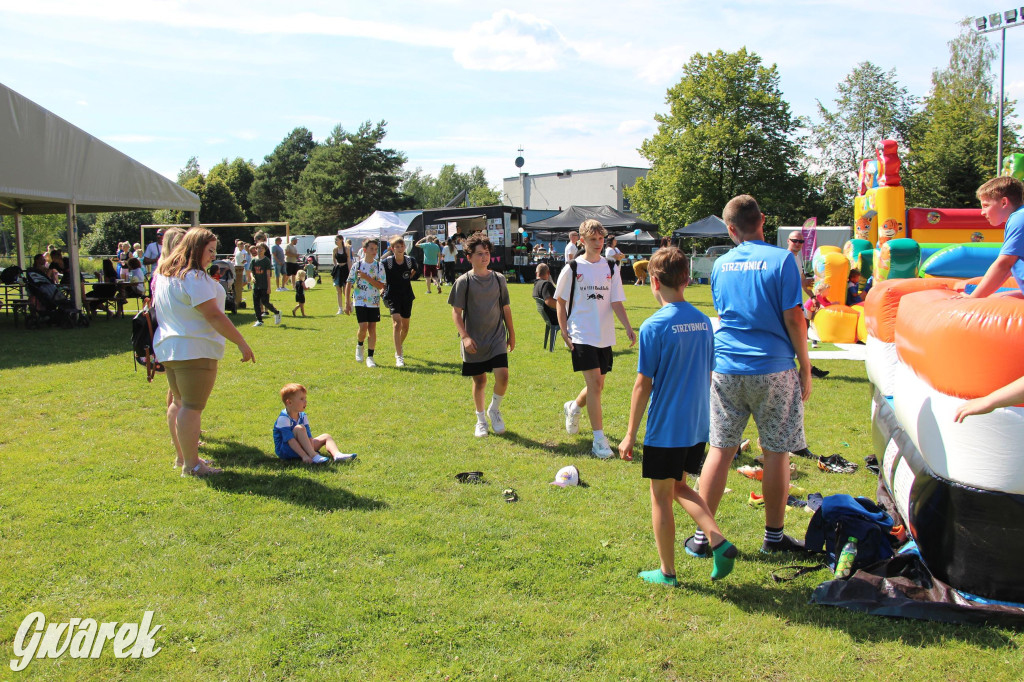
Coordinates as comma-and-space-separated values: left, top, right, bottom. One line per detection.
593, 429, 605, 441
569, 400, 581, 413
476, 411, 487, 424
489, 394, 504, 410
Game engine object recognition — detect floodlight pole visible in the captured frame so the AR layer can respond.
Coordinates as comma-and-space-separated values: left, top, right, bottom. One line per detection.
977, 11, 1024, 174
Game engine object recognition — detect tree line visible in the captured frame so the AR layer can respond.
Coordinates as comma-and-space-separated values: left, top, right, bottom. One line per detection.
627, 20, 1016, 243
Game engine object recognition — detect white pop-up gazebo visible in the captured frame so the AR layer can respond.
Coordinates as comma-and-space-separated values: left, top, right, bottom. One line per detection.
338, 211, 408, 243
0, 82, 200, 308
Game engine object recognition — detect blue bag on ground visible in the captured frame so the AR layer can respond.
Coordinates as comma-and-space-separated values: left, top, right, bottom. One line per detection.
804, 494, 894, 571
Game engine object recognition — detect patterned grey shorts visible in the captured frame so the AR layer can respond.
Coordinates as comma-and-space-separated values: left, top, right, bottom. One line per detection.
709, 369, 806, 453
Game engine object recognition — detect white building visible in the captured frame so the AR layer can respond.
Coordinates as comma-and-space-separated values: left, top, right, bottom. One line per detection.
503, 166, 648, 213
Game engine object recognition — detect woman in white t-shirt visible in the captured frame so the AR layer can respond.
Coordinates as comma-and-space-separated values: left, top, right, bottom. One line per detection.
604, 236, 625, 263
154, 228, 255, 477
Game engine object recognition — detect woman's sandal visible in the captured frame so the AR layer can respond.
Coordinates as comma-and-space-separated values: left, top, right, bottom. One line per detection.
182, 462, 222, 478
174, 457, 212, 468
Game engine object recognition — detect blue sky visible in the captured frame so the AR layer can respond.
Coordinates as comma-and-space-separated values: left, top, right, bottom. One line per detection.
0, 1, 1017, 194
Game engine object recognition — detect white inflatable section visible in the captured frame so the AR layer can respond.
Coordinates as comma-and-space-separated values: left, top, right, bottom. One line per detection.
865, 334, 899, 397
892, 362, 1024, 495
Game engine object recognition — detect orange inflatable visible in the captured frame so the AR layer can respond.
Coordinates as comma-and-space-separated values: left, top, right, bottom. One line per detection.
895, 289, 1024, 401
863, 277, 960, 342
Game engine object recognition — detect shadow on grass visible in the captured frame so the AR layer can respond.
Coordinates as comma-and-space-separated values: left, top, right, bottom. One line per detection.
205, 470, 387, 511
689, 579, 1020, 649
822, 374, 871, 386
499, 429, 608, 458
389, 359, 463, 375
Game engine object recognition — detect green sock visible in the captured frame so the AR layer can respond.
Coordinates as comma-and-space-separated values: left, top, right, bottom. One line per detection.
711, 540, 738, 581
639, 568, 678, 587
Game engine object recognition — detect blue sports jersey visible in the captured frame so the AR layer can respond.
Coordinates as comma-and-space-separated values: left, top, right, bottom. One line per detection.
1000, 205, 1024, 294
711, 240, 802, 375
273, 409, 311, 459
637, 302, 714, 448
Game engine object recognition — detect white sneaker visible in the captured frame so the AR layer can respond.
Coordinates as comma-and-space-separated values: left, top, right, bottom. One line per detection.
563, 400, 582, 435
395, 355, 405, 367
474, 421, 488, 438
252, 320, 263, 327
276, 287, 286, 292
274, 312, 282, 325
355, 345, 365, 362
336, 308, 343, 315
592, 435, 613, 459
366, 356, 377, 368
487, 407, 505, 434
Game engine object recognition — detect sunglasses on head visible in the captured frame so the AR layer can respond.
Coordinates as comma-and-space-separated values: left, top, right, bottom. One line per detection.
789, 238, 805, 243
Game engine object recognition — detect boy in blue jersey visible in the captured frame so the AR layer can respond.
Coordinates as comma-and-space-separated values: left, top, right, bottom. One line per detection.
273, 383, 356, 463
686, 195, 812, 559
971, 176, 1024, 298
619, 247, 737, 585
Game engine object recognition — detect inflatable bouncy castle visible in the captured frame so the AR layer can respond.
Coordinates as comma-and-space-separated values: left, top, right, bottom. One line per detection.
866, 279, 1024, 603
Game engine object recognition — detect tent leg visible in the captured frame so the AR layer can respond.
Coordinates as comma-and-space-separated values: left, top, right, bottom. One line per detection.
14, 212, 24, 270
67, 204, 82, 311
191, 211, 199, 227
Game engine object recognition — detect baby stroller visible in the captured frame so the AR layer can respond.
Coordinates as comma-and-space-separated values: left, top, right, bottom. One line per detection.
304, 254, 322, 284
208, 260, 238, 314
23, 269, 88, 329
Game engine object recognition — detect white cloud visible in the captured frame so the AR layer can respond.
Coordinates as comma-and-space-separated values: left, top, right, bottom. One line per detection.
453, 10, 575, 71
76, 99, 88, 106
233, 130, 260, 141
618, 119, 653, 135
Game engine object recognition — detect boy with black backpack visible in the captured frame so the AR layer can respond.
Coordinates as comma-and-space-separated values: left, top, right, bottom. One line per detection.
555, 219, 636, 458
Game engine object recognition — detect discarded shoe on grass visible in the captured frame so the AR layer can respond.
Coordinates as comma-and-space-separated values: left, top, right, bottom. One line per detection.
455, 471, 485, 484
817, 454, 858, 474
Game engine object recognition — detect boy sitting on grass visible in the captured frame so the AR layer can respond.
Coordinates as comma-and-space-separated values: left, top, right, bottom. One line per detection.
618, 247, 737, 585
273, 383, 356, 463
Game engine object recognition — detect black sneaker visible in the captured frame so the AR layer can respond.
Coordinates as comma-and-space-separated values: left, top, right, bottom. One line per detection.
791, 447, 816, 459
810, 366, 830, 379
761, 533, 806, 554
684, 535, 711, 559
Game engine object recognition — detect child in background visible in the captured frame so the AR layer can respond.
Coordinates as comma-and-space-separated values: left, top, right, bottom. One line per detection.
292, 270, 307, 317
449, 231, 515, 437
251, 243, 281, 327
846, 269, 863, 305
345, 239, 387, 368
555, 219, 636, 458
618, 247, 737, 585
273, 383, 356, 463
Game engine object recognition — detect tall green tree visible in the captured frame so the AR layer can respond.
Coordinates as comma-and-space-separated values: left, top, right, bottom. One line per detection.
209, 157, 257, 221
401, 164, 499, 208
812, 62, 918, 224
80, 210, 154, 255
16, 214, 67, 256
627, 48, 805, 234
178, 156, 202, 184
249, 128, 317, 222
285, 121, 408, 233
904, 20, 1018, 209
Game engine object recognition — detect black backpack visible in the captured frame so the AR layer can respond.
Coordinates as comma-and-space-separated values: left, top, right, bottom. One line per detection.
566, 258, 617, 318
131, 299, 163, 381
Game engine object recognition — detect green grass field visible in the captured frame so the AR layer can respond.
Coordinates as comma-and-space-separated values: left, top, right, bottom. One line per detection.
1, 278, 1020, 680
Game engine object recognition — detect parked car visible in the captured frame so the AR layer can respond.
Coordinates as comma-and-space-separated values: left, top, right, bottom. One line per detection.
703, 245, 733, 258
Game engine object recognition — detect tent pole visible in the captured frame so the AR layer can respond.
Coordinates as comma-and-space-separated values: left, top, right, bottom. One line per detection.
191, 211, 199, 227
14, 212, 24, 270
67, 204, 82, 310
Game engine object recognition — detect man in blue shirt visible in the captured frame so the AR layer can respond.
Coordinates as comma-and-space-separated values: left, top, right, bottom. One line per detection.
686, 195, 812, 559
971, 176, 1024, 298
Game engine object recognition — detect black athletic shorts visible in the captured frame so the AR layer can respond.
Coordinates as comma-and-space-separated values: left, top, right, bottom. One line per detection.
384, 296, 413, 319
571, 343, 613, 374
642, 443, 707, 481
462, 353, 509, 377
355, 306, 381, 324
286, 262, 301, 276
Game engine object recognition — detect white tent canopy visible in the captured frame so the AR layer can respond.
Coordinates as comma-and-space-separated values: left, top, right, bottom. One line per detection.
0, 82, 200, 309
338, 211, 408, 241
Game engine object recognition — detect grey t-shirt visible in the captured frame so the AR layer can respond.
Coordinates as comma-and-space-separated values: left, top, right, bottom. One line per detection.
448, 270, 510, 363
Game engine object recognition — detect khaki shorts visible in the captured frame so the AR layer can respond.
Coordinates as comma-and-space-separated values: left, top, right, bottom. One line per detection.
709, 369, 805, 453
164, 358, 218, 410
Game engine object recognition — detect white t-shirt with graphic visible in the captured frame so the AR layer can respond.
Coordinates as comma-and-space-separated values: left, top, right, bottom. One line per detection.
554, 256, 626, 347
346, 259, 385, 308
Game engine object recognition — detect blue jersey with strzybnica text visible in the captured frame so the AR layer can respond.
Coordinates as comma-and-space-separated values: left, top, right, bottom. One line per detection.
637, 302, 714, 448
711, 240, 802, 375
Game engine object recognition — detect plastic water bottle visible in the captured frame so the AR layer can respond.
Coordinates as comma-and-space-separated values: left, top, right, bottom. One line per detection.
835, 537, 858, 579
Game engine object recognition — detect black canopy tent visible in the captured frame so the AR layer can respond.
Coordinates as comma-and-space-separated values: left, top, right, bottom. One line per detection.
522, 205, 657, 233
672, 215, 729, 238
614, 230, 656, 244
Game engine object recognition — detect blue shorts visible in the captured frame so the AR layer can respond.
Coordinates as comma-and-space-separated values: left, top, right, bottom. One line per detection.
273, 262, 284, 277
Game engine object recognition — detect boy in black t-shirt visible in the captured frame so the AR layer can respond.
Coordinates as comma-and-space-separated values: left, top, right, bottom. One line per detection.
381, 236, 418, 368
532, 263, 558, 326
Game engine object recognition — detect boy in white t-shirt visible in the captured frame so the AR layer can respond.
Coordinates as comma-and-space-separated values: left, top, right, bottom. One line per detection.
344, 239, 386, 368
555, 219, 636, 458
